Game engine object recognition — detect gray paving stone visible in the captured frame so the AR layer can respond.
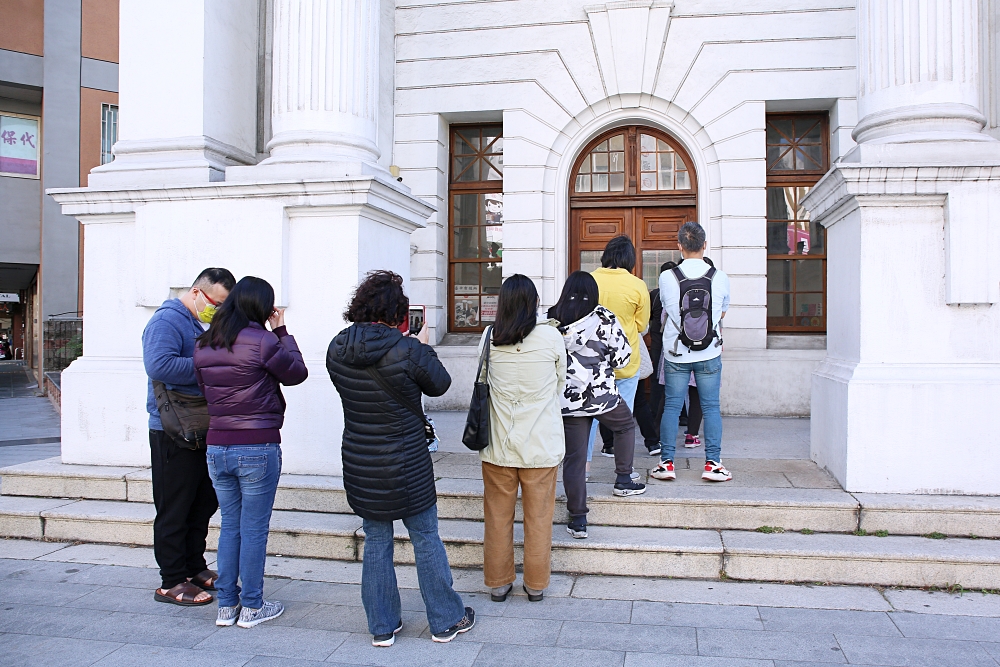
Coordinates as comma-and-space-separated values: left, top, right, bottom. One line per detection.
474, 644, 625, 667
888, 611, 1000, 640
65, 583, 193, 617
981, 642, 1000, 663
836, 634, 999, 667
0, 577, 98, 605
61, 563, 163, 589
0, 537, 69, 559
245, 658, 326, 667
0, 601, 115, 637
38, 543, 159, 568
885, 589, 1000, 617
0, 633, 122, 667
327, 634, 483, 667
759, 607, 901, 636
74, 609, 220, 648
557, 620, 697, 653
293, 603, 427, 636
183, 597, 320, 627
627, 655, 774, 667
275, 579, 363, 606
502, 595, 632, 623
696, 628, 846, 662
194, 623, 349, 661
1, 558, 95, 583
631, 600, 763, 630
454, 614, 562, 646
92, 643, 253, 666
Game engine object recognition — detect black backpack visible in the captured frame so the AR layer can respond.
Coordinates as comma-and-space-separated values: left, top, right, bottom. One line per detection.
668, 265, 721, 356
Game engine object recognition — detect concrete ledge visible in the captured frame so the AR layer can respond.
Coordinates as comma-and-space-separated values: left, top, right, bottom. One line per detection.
0, 497, 77, 539
722, 531, 1000, 588
550, 525, 723, 578
0, 457, 142, 501
261, 510, 361, 561
856, 493, 1000, 538
40, 500, 156, 546
125, 470, 153, 502
274, 475, 352, 514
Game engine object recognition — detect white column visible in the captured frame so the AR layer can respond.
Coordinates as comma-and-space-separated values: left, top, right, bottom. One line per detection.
89, 0, 259, 186
853, 0, 990, 144
263, 0, 381, 167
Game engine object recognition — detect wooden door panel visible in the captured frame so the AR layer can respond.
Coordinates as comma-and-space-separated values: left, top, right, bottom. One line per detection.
637, 207, 695, 243
576, 208, 630, 243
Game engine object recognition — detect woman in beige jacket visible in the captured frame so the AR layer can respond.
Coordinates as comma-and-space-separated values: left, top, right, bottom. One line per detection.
478, 274, 566, 603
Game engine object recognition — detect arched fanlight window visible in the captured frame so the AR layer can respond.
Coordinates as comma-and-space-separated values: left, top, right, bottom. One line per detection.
573, 128, 693, 195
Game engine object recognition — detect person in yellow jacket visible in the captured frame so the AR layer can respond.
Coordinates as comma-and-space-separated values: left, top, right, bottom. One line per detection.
587, 235, 650, 469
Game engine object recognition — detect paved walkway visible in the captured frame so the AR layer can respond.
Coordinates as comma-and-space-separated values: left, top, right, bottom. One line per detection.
0, 362, 60, 473
1, 537, 999, 667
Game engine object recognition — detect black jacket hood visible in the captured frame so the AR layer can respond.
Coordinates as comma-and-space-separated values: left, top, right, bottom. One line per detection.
332, 322, 403, 368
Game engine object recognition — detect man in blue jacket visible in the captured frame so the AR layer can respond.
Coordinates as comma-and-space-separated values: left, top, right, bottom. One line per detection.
143, 268, 235, 606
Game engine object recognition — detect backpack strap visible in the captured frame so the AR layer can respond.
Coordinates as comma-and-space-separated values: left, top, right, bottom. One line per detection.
365, 364, 431, 429
670, 266, 687, 284
705, 266, 717, 280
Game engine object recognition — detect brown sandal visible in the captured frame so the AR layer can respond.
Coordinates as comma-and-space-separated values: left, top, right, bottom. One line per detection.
190, 569, 218, 591
154, 581, 214, 606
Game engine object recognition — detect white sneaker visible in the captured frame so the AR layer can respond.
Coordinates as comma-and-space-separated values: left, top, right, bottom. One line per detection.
237, 600, 284, 628
216, 604, 241, 627
650, 460, 676, 481
702, 461, 732, 482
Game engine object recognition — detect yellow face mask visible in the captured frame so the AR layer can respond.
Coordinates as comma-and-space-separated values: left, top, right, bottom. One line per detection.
195, 292, 219, 324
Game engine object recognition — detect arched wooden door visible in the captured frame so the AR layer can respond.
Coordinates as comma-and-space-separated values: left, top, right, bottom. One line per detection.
569, 126, 698, 289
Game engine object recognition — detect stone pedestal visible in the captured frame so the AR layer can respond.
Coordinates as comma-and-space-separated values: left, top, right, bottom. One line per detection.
804, 0, 1000, 494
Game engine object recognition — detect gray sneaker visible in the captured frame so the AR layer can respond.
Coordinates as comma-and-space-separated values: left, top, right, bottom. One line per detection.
237, 600, 284, 628
216, 604, 242, 627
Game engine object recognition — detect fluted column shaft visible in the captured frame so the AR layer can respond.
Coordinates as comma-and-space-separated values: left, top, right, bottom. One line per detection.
266, 0, 381, 164
854, 0, 988, 143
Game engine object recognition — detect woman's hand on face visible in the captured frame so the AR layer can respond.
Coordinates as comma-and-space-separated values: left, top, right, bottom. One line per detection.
268, 307, 286, 330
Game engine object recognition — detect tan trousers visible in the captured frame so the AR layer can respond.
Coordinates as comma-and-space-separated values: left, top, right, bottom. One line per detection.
481, 461, 558, 591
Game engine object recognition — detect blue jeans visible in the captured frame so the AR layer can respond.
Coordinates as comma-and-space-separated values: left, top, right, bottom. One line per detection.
361, 504, 466, 636
659, 356, 723, 464
587, 373, 640, 462
206, 443, 281, 610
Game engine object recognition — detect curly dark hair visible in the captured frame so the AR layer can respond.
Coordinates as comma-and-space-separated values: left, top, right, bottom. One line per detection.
344, 270, 409, 326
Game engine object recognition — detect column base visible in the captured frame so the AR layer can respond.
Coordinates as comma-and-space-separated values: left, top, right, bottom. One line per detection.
812, 359, 1000, 494
88, 137, 257, 187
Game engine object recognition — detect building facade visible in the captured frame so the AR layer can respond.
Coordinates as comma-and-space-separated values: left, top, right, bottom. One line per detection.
0, 0, 119, 373
49, 0, 1000, 495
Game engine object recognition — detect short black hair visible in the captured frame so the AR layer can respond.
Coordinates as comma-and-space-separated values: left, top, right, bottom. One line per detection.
678, 222, 706, 253
548, 271, 599, 326
198, 276, 274, 351
601, 235, 636, 272
344, 270, 409, 326
193, 268, 236, 292
492, 274, 538, 347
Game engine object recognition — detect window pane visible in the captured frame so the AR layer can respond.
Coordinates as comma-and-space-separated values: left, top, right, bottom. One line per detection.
788, 222, 811, 254
767, 259, 792, 291
808, 222, 825, 255
453, 156, 479, 181
796, 259, 823, 292
767, 293, 792, 318
578, 157, 591, 174
485, 154, 503, 177
483, 126, 502, 149
639, 173, 656, 191
454, 296, 480, 328
593, 173, 609, 192
455, 129, 478, 154
580, 250, 602, 273
675, 170, 690, 189
767, 187, 791, 219
640, 134, 655, 151
593, 152, 609, 173
453, 194, 479, 225
798, 145, 823, 169
768, 146, 795, 170
609, 151, 625, 172
642, 249, 682, 290
799, 119, 822, 143
482, 263, 502, 293
767, 221, 791, 254
608, 134, 624, 151
658, 169, 673, 190
640, 152, 655, 171
595, 140, 608, 151
657, 138, 670, 151
609, 173, 625, 191
453, 227, 479, 259
675, 156, 688, 172
767, 119, 794, 144
454, 264, 480, 294
575, 174, 591, 192
794, 293, 823, 326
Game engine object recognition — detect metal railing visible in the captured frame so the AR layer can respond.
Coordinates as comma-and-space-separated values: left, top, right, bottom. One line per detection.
43, 319, 83, 372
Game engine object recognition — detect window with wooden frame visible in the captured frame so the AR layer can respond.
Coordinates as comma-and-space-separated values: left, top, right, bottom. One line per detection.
765, 113, 829, 333
449, 124, 503, 332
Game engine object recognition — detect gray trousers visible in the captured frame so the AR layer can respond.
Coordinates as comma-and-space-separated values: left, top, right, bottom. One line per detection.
562, 401, 636, 519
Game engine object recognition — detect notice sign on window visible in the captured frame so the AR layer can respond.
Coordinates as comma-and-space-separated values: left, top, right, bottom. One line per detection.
0, 114, 40, 178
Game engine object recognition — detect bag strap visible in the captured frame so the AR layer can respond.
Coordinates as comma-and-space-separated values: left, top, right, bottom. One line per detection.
365, 364, 430, 427
475, 326, 493, 384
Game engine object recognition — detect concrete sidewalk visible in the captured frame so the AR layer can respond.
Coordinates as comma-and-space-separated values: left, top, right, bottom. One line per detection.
0, 362, 61, 475
1, 537, 999, 666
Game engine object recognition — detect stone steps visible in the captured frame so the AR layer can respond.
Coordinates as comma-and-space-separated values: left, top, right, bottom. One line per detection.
4, 457, 1000, 536
1, 495, 998, 588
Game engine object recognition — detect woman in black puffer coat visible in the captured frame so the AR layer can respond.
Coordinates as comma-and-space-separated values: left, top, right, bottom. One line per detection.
326, 270, 475, 647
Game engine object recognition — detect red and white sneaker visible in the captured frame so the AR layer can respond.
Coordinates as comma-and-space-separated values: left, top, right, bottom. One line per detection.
684, 434, 701, 448
650, 460, 676, 481
702, 461, 732, 482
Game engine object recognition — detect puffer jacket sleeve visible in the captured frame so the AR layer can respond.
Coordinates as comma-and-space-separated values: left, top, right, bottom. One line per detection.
607, 315, 632, 371
407, 341, 452, 397
261, 326, 309, 386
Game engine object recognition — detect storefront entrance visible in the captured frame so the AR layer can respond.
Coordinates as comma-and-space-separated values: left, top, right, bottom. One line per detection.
569, 126, 698, 289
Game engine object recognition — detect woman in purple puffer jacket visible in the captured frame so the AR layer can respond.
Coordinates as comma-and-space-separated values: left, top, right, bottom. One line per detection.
193, 276, 308, 629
